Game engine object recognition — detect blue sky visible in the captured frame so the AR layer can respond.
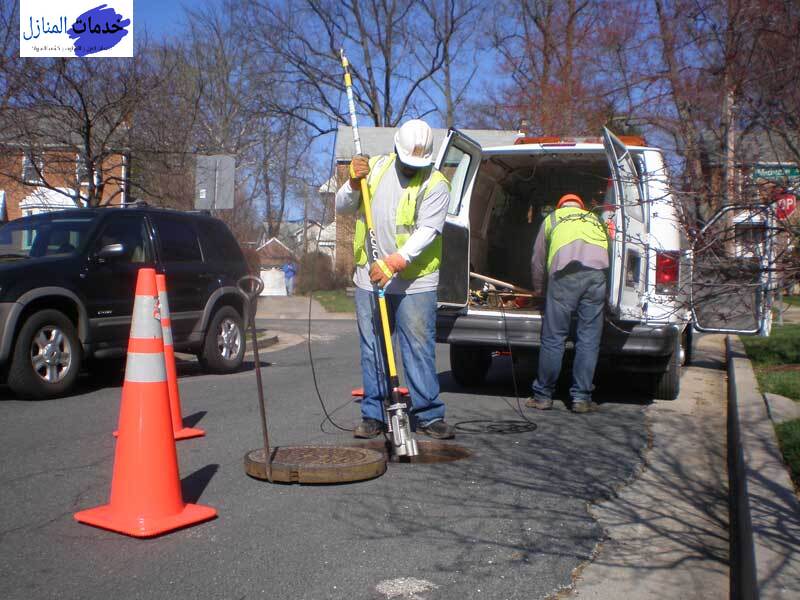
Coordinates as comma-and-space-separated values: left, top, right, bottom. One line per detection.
134, 0, 221, 40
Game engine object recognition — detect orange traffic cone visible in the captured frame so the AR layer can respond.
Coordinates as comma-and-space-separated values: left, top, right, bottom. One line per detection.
75, 268, 216, 538
157, 274, 204, 441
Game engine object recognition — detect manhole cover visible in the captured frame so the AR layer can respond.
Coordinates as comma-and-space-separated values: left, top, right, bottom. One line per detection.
244, 445, 386, 484
359, 440, 472, 464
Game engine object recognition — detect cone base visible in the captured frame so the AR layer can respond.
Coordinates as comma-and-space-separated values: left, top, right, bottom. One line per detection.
174, 426, 205, 440
74, 502, 217, 538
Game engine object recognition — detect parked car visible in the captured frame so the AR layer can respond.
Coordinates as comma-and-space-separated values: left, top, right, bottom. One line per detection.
432, 128, 774, 399
0, 206, 250, 399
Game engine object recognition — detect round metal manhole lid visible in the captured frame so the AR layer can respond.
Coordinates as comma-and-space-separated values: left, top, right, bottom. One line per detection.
244, 445, 387, 484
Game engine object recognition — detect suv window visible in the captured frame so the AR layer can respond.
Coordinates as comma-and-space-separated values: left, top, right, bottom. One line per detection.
197, 219, 243, 263
0, 216, 93, 259
152, 215, 202, 262
94, 215, 151, 263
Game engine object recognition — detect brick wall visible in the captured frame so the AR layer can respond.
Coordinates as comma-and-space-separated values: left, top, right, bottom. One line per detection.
0, 150, 126, 221
334, 162, 355, 281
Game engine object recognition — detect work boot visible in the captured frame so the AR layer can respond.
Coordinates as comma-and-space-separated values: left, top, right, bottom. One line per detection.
525, 397, 553, 410
571, 400, 599, 414
353, 418, 385, 439
418, 419, 455, 439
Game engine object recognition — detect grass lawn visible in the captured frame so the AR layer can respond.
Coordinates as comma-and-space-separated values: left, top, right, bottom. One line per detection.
742, 324, 800, 490
307, 289, 354, 313
781, 296, 800, 307
775, 419, 800, 489
741, 324, 800, 402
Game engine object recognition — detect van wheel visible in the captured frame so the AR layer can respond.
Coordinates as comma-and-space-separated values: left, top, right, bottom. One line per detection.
8, 310, 82, 399
650, 336, 681, 400
681, 323, 694, 366
198, 306, 245, 373
450, 345, 492, 387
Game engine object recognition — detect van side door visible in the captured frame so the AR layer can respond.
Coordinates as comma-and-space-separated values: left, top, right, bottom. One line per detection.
691, 204, 775, 336
435, 129, 483, 307
602, 127, 647, 320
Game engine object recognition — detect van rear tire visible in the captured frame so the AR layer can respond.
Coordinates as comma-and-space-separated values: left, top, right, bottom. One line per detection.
650, 337, 681, 400
450, 345, 492, 387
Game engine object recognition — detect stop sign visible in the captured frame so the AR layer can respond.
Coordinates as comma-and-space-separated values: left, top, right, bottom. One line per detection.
775, 193, 797, 219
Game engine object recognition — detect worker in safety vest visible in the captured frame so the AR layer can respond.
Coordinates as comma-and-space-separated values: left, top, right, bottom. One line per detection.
528, 193, 609, 413
335, 119, 455, 439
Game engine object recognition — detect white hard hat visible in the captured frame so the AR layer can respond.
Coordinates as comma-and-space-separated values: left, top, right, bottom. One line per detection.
394, 119, 434, 168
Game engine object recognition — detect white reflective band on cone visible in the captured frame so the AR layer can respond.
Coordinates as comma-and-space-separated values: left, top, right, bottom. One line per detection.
162, 324, 173, 347
125, 352, 167, 383
158, 290, 173, 346
130, 295, 163, 339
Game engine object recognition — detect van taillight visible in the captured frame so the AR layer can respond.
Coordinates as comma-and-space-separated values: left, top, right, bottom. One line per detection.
656, 251, 679, 294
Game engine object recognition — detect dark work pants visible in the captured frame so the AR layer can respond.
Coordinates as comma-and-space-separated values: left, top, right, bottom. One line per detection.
532, 267, 607, 403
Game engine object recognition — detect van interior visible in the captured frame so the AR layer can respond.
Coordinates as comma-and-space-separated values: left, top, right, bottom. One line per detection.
467, 151, 613, 314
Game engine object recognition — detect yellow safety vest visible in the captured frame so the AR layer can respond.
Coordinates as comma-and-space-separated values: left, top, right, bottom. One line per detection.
353, 153, 450, 280
545, 206, 609, 270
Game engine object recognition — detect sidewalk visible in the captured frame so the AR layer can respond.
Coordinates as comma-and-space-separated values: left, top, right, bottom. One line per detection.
567, 334, 730, 599
255, 295, 355, 320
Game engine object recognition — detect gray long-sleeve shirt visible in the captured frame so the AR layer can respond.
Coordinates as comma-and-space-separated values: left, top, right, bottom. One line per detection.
531, 209, 610, 294
336, 157, 449, 294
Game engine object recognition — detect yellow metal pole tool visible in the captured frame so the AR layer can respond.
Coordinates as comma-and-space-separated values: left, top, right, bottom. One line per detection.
340, 49, 417, 458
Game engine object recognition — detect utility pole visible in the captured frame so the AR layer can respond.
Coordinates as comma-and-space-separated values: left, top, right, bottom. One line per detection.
302, 185, 309, 257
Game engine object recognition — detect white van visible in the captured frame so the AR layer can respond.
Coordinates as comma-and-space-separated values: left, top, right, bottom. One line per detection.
432, 128, 773, 400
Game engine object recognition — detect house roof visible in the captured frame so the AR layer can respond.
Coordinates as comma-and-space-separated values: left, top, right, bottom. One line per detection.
701, 128, 799, 168
256, 237, 295, 261
334, 126, 519, 162
0, 107, 130, 151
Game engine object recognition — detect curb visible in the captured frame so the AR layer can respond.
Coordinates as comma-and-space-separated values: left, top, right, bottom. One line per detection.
726, 335, 800, 599
253, 334, 279, 350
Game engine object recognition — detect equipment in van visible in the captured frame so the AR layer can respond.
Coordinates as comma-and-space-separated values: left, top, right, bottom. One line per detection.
340, 49, 418, 458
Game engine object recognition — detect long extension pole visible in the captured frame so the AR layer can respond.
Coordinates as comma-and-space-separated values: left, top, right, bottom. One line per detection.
340, 50, 417, 458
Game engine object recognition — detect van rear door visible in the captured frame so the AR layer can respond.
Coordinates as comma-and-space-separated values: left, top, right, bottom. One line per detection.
602, 128, 648, 320
435, 129, 482, 307
691, 204, 775, 335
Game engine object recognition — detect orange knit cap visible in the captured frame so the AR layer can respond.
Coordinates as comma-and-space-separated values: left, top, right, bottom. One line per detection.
556, 194, 585, 210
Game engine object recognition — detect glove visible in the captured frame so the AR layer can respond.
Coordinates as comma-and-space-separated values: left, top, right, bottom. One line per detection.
349, 154, 370, 188
369, 253, 408, 288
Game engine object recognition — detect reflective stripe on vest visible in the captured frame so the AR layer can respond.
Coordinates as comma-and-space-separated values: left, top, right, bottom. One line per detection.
352, 153, 450, 280
545, 206, 609, 270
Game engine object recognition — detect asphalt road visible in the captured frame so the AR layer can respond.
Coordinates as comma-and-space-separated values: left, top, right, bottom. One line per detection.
0, 318, 650, 600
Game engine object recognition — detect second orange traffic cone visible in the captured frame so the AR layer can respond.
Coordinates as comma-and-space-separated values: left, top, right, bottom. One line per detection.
157, 274, 205, 440
74, 268, 216, 538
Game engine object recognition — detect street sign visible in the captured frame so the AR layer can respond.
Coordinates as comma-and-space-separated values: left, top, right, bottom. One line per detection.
753, 165, 800, 186
775, 192, 797, 219
195, 155, 235, 210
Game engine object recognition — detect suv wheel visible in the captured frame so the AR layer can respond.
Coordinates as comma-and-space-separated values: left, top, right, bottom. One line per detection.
198, 306, 245, 373
8, 310, 82, 399
450, 345, 492, 387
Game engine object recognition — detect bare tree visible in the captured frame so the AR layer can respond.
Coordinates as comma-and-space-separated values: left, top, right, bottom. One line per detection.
415, 0, 485, 128
244, 0, 455, 130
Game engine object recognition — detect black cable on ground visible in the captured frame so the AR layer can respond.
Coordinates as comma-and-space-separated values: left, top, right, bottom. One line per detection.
454, 290, 538, 435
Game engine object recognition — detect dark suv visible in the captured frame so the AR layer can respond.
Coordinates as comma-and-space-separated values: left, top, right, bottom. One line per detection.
0, 206, 251, 399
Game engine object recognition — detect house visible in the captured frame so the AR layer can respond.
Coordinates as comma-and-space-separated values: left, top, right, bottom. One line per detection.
255, 236, 296, 268
700, 128, 799, 288
0, 108, 129, 221
256, 219, 336, 260
331, 126, 519, 281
